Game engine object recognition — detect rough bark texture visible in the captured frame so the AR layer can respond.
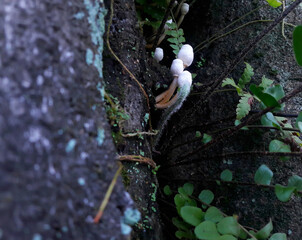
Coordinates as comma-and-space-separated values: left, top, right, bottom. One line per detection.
0, 1, 132, 239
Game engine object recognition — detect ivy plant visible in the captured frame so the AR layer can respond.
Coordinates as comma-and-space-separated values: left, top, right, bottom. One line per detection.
164, 182, 288, 239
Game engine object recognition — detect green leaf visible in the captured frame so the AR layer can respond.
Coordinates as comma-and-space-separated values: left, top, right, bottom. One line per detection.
238, 62, 254, 88
236, 94, 252, 120
178, 29, 184, 35
194, 221, 221, 240
170, 44, 180, 50
178, 36, 186, 43
166, 30, 179, 38
250, 84, 280, 108
295, 112, 302, 129
166, 22, 177, 29
254, 219, 273, 239
293, 25, 302, 66
172, 217, 191, 231
266, 0, 282, 8
175, 230, 195, 239
217, 217, 241, 237
222, 78, 241, 93
167, 37, 179, 44
163, 185, 172, 196
205, 207, 224, 223
218, 235, 237, 240
265, 112, 281, 129
198, 190, 214, 205
269, 139, 291, 161
269, 233, 287, 240
178, 187, 190, 200
264, 85, 285, 101
275, 184, 295, 202
288, 175, 302, 191
175, 194, 186, 214
196, 131, 202, 138
180, 206, 204, 226
254, 164, 273, 185
220, 170, 233, 181
202, 134, 212, 144
259, 76, 273, 89
183, 183, 194, 195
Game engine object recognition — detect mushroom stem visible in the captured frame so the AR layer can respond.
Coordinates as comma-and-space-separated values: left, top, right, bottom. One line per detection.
177, 15, 185, 27
154, 83, 191, 147
155, 77, 178, 104
174, 0, 185, 19
155, 91, 179, 109
157, 33, 167, 46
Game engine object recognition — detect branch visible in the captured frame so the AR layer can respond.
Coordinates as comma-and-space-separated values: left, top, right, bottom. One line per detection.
203, 0, 302, 100
174, 85, 302, 162
152, 0, 177, 50
166, 151, 302, 168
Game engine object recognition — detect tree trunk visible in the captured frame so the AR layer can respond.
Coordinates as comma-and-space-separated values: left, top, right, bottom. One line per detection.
0, 1, 131, 239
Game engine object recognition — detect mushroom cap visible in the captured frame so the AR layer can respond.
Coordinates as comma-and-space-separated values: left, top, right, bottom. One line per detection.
177, 70, 192, 88
170, 59, 184, 77
164, 19, 173, 30
181, 3, 189, 15
177, 44, 194, 67
154, 47, 164, 62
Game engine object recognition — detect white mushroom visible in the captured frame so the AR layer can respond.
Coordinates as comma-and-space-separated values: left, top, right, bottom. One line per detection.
177, 44, 194, 68
154, 70, 193, 147
177, 3, 189, 27
164, 19, 173, 31
155, 69, 192, 110
154, 47, 164, 63
177, 70, 192, 88
155, 59, 184, 106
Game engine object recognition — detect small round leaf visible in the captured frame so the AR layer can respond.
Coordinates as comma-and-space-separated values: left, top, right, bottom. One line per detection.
217, 217, 241, 237
275, 184, 295, 202
220, 170, 233, 181
205, 207, 224, 223
194, 221, 221, 239
254, 164, 273, 185
198, 190, 214, 205
180, 206, 204, 226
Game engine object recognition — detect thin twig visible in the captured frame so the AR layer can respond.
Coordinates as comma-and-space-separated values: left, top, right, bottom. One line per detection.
194, 5, 264, 51
175, 85, 302, 162
94, 163, 122, 223
122, 131, 158, 138
107, 0, 152, 130
152, 0, 177, 50
119, 155, 157, 168
166, 151, 302, 169
203, 0, 302, 101
196, 20, 272, 53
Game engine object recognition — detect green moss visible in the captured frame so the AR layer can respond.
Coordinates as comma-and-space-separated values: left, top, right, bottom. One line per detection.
121, 168, 130, 187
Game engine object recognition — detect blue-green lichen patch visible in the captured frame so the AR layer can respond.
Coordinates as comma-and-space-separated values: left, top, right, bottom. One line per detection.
120, 207, 141, 235
73, 12, 85, 19
65, 139, 77, 153
84, 0, 107, 103
86, 48, 94, 65
84, 0, 107, 78
96, 128, 105, 146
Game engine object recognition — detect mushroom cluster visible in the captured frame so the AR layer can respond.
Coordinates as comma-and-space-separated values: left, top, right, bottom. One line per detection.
155, 44, 193, 109
153, 44, 194, 147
